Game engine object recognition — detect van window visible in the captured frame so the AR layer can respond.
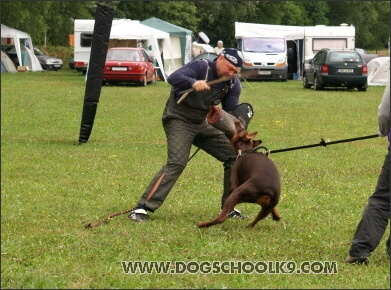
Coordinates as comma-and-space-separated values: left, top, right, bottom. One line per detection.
243, 37, 285, 53
80, 33, 93, 47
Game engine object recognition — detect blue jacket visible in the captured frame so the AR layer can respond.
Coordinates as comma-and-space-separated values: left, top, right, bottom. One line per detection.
167, 58, 241, 111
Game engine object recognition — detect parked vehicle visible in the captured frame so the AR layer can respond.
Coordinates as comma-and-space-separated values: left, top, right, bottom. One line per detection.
237, 36, 288, 81
73, 19, 169, 80
235, 22, 356, 80
103, 47, 156, 86
354, 48, 380, 64
303, 48, 368, 91
33, 47, 63, 71
193, 52, 218, 62
69, 57, 75, 69
3, 45, 63, 71
354, 48, 366, 55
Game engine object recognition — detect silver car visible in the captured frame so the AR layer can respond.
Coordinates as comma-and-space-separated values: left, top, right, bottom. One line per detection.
33, 47, 63, 71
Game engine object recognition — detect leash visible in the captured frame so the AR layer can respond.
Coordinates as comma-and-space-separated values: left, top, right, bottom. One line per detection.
254, 134, 379, 155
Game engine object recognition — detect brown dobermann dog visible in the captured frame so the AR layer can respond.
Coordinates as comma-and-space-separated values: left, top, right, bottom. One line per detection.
198, 121, 281, 228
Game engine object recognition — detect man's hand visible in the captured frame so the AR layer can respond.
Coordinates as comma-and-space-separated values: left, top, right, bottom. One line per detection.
192, 80, 210, 91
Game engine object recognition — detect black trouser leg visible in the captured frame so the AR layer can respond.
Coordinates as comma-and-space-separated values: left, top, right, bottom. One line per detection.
349, 151, 390, 258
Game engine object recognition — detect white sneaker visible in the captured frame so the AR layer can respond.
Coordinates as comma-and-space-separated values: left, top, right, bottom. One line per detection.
128, 208, 148, 222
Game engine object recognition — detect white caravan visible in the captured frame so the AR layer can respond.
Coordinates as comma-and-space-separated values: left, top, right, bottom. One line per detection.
303, 24, 355, 70
73, 19, 94, 73
73, 19, 173, 81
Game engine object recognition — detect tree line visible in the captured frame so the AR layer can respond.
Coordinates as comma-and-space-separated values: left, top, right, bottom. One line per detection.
1, 1, 389, 51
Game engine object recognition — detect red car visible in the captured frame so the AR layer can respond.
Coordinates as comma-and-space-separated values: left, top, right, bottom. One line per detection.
103, 47, 156, 86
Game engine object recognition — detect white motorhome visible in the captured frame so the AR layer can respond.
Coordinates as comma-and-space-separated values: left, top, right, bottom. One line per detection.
235, 22, 355, 80
237, 36, 288, 81
235, 22, 290, 81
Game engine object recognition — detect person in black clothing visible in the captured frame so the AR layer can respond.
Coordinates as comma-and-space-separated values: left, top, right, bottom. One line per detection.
345, 83, 390, 264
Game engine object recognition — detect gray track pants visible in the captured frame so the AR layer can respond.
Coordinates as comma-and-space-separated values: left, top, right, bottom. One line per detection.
348, 150, 390, 258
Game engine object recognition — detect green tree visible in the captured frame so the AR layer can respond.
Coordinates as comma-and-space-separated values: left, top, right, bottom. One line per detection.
1, 1, 388, 50
327, 1, 390, 50
45, 1, 96, 46
1, 1, 48, 44
193, 1, 259, 47
294, 1, 330, 26
0, 1, 95, 46
116, 1, 199, 32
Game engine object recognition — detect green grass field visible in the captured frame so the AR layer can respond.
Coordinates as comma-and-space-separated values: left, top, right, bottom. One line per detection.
1, 69, 389, 288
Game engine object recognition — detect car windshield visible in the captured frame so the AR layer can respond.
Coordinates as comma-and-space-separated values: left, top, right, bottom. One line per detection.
243, 37, 285, 53
34, 48, 44, 56
106, 50, 140, 61
329, 52, 362, 62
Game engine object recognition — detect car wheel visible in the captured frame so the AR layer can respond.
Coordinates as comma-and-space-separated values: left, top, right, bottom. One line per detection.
151, 72, 156, 84
314, 76, 323, 91
303, 75, 311, 88
358, 87, 367, 92
142, 74, 147, 87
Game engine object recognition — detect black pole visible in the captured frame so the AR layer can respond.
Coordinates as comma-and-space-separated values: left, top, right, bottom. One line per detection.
78, 5, 114, 144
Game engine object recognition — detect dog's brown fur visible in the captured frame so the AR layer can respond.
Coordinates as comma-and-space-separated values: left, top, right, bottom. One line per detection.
198, 121, 281, 228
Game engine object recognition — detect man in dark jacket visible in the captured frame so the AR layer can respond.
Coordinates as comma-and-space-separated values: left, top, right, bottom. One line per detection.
129, 49, 245, 222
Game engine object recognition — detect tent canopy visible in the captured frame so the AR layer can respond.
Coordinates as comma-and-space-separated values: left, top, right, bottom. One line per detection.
1, 24, 42, 71
367, 57, 390, 86
141, 17, 193, 72
1, 51, 17, 73
108, 19, 174, 80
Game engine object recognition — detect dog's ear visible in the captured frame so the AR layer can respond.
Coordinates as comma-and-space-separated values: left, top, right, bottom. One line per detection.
253, 139, 262, 147
234, 120, 242, 129
246, 132, 258, 140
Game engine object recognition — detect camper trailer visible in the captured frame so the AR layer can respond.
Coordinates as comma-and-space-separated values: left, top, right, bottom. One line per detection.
73, 19, 94, 73
303, 24, 355, 70
73, 19, 172, 80
235, 22, 355, 80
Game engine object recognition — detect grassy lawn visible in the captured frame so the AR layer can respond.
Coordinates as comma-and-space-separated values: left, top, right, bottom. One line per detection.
1, 68, 389, 288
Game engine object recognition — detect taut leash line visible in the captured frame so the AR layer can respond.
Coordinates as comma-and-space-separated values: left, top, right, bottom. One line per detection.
254, 134, 379, 155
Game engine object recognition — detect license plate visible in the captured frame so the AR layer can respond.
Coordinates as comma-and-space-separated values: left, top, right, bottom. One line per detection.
112, 67, 127, 71
338, 69, 354, 73
258, 70, 271, 75
54, 64, 61, 67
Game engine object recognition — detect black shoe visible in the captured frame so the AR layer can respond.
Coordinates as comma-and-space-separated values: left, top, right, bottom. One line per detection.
128, 208, 148, 222
345, 255, 369, 265
227, 208, 246, 219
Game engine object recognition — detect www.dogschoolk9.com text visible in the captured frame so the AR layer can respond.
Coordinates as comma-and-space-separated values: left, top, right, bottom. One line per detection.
121, 260, 338, 275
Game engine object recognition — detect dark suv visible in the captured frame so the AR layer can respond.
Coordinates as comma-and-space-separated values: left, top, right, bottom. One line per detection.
303, 48, 368, 91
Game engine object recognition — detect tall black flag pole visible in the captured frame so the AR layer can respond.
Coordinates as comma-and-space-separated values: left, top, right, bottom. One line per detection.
78, 5, 114, 144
